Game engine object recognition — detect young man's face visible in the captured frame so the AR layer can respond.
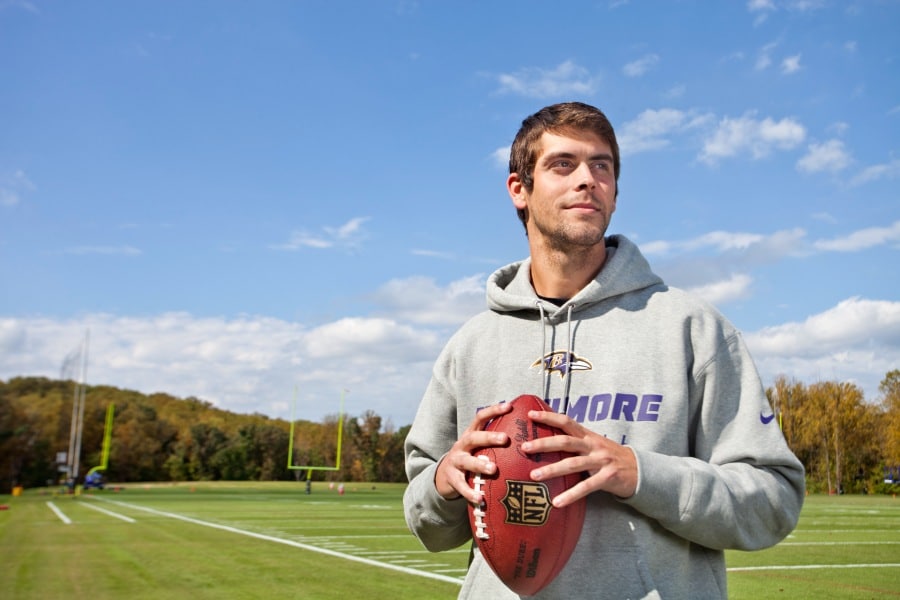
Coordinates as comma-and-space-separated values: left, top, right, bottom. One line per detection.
508, 131, 617, 253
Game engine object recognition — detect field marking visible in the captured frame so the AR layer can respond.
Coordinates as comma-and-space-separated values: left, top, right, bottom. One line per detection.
46, 501, 72, 525
779, 541, 900, 546
95, 497, 464, 585
729, 563, 900, 572
80, 498, 137, 523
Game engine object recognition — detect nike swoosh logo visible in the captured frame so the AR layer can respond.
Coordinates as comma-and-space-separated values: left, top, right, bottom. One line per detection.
760, 412, 776, 425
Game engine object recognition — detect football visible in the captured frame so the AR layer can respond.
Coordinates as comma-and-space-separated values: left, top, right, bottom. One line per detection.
467, 394, 586, 596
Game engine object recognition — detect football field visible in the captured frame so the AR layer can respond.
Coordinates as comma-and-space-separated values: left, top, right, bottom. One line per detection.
1, 482, 898, 599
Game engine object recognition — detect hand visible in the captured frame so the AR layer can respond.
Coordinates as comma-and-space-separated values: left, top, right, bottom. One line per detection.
521, 409, 638, 507
434, 401, 513, 504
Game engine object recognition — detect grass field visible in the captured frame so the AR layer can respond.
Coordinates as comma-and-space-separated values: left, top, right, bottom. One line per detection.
1, 482, 898, 599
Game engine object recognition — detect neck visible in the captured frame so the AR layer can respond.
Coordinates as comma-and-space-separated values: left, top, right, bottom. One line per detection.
528, 241, 608, 300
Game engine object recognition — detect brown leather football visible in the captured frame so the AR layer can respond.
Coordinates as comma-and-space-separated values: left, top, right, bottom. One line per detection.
467, 394, 586, 596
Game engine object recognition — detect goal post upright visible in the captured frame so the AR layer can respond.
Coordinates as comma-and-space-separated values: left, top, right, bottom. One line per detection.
86, 403, 115, 479
287, 387, 346, 474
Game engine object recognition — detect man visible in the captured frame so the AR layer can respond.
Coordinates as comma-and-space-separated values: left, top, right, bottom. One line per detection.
403, 102, 805, 599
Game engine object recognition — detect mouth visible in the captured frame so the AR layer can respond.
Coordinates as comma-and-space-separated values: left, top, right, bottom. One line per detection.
565, 202, 600, 212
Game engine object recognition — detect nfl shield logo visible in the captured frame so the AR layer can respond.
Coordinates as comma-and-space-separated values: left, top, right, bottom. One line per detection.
502, 480, 552, 526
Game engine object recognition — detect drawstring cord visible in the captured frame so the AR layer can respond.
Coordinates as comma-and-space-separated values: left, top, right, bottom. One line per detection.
537, 302, 549, 400
562, 303, 574, 415
536, 301, 576, 415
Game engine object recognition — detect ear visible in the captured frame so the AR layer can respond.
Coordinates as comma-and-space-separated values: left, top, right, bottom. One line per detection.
507, 172, 528, 210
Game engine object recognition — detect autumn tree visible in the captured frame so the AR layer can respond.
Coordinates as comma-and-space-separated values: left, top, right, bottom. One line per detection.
880, 370, 900, 471
350, 410, 384, 482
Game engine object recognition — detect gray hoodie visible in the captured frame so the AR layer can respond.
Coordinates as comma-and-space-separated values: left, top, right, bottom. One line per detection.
404, 235, 805, 599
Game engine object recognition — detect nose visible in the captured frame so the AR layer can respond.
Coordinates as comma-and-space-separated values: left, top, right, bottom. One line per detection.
575, 163, 596, 190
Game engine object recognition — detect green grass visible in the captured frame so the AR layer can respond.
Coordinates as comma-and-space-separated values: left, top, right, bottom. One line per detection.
1, 483, 898, 599
726, 494, 900, 599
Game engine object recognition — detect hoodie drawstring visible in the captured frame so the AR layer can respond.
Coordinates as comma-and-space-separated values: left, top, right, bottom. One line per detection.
536, 301, 576, 415
562, 303, 574, 415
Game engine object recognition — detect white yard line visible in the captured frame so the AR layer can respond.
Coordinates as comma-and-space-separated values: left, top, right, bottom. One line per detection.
729, 563, 900, 572
81, 497, 137, 523
46, 501, 72, 525
95, 497, 464, 585
778, 541, 900, 546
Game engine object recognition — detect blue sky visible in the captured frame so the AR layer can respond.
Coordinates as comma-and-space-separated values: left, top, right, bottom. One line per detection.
1, 0, 898, 427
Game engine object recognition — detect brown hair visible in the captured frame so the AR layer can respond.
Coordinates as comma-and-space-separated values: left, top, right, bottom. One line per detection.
509, 102, 620, 228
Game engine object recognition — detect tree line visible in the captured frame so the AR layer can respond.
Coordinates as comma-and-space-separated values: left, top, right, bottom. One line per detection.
0, 376, 407, 494
2, 372, 899, 495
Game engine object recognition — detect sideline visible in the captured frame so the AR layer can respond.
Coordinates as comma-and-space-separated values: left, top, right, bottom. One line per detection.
94, 496, 463, 585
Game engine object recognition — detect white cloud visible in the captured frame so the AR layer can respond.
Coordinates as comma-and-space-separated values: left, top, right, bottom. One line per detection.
755, 42, 778, 70
63, 246, 142, 256
0, 169, 35, 208
745, 297, 900, 400
813, 220, 900, 252
371, 275, 485, 326
645, 222, 897, 265
623, 53, 659, 78
495, 60, 598, 99
641, 230, 777, 256
640, 228, 808, 306
850, 158, 900, 187
327, 216, 370, 240
747, 0, 776, 25
686, 273, 754, 305
747, 0, 776, 12
699, 112, 806, 164
781, 53, 802, 74
786, 0, 826, 12
411, 249, 456, 260
0, 275, 488, 426
796, 139, 852, 173
491, 146, 510, 169
273, 217, 371, 251
617, 108, 712, 155
663, 84, 686, 99
683, 231, 766, 252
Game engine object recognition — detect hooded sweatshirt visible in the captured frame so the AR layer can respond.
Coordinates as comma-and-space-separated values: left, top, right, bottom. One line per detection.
403, 235, 805, 600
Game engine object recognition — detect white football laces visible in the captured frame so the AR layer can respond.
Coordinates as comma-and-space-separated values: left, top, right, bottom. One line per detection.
472, 455, 490, 540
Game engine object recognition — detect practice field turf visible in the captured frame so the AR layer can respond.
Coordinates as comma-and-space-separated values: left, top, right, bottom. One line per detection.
1, 482, 898, 599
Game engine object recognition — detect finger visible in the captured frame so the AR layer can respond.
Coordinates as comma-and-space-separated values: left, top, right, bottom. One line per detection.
528, 454, 585, 483
549, 476, 595, 508
520, 433, 580, 455
470, 401, 513, 431
527, 409, 578, 433
451, 453, 498, 504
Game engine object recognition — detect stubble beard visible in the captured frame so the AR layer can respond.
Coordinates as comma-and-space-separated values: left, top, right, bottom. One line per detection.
534, 212, 609, 257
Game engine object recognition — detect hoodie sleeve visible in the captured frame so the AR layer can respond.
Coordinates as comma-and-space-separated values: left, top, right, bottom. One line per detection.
403, 361, 473, 552
621, 330, 806, 551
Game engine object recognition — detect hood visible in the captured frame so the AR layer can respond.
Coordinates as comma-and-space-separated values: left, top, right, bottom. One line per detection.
486, 234, 663, 319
